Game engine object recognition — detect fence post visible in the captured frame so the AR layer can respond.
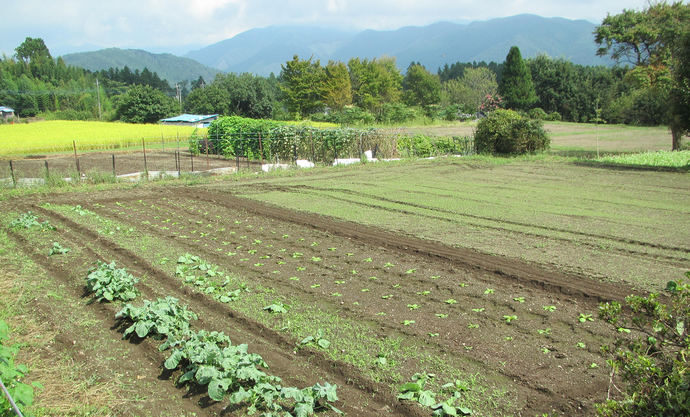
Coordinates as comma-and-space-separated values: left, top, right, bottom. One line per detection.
73, 140, 80, 176
206, 137, 210, 170
9, 160, 16, 187
259, 133, 264, 165
142, 138, 148, 176
112, 154, 116, 177
310, 131, 315, 163
44, 160, 49, 179
191, 154, 194, 172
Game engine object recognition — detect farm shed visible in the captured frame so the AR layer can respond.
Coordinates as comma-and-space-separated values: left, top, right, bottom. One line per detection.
160, 114, 218, 128
0, 106, 15, 120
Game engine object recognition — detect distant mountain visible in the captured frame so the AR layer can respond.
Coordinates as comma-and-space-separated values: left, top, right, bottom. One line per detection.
186, 14, 612, 76
61, 48, 221, 83
184, 26, 356, 76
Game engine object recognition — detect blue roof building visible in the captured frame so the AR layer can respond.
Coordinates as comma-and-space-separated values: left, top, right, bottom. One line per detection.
0, 106, 15, 119
160, 114, 219, 128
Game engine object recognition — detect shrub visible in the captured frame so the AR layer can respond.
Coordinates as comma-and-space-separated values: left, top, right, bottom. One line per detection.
474, 109, 551, 154
528, 108, 549, 120
597, 273, 690, 416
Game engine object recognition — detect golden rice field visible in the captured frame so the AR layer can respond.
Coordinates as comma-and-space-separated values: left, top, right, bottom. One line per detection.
0, 121, 202, 155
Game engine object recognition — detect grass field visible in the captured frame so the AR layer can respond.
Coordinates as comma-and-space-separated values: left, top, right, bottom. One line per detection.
216, 156, 690, 293
0, 121, 202, 155
1, 154, 688, 416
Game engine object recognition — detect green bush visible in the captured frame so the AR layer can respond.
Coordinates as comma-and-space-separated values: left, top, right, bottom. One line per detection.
474, 109, 551, 154
597, 273, 690, 416
528, 108, 549, 120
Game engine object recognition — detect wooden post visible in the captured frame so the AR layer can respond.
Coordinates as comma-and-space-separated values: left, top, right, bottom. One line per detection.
206, 137, 209, 170
258, 133, 264, 165
44, 160, 49, 178
142, 138, 148, 174
310, 131, 315, 163
73, 140, 80, 175
162, 132, 165, 151
112, 154, 116, 176
9, 160, 16, 187
191, 154, 194, 172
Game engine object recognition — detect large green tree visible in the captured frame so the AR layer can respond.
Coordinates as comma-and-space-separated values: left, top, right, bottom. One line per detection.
443, 67, 498, 113
322, 61, 352, 111
348, 56, 403, 114
595, 1, 690, 149
279, 55, 325, 119
14, 37, 52, 64
498, 46, 537, 111
403, 63, 441, 114
115, 85, 178, 124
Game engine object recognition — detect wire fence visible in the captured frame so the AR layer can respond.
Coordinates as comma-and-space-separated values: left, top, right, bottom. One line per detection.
0, 132, 475, 185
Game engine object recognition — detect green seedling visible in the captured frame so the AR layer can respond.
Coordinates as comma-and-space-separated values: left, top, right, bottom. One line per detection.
503, 315, 517, 323
538, 328, 552, 335
289, 277, 300, 281
543, 305, 557, 312
296, 267, 306, 271
402, 320, 415, 326
311, 257, 322, 262
541, 348, 550, 354
292, 252, 303, 258
361, 288, 370, 292
417, 291, 431, 295
468, 324, 479, 329
263, 302, 288, 314
384, 262, 395, 267
471, 308, 485, 313
299, 329, 330, 349
407, 304, 420, 310
405, 269, 417, 274
310, 284, 321, 288
328, 247, 337, 251
445, 299, 458, 305
431, 276, 440, 279
369, 276, 378, 280
435, 314, 448, 318
381, 295, 393, 299
484, 288, 495, 294
458, 283, 467, 287
363, 258, 372, 262
310, 242, 318, 246
579, 313, 594, 322
376, 312, 386, 316
514, 297, 525, 303
505, 337, 513, 341
331, 293, 342, 297
346, 253, 354, 256
393, 284, 401, 288
334, 280, 345, 284
576, 342, 586, 348
48, 242, 70, 255
428, 333, 439, 337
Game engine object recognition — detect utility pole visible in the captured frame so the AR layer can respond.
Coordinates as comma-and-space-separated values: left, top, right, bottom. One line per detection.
595, 99, 600, 159
96, 79, 102, 119
175, 83, 182, 107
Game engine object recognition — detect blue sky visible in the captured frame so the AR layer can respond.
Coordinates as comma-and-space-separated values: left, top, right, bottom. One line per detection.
1, 0, 650, 57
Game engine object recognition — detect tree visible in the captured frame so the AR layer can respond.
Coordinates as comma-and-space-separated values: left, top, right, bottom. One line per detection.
595, 1, 690, 149
115, 85, 178, 124
348, 56, 403, 114
322, 61, 352, 111
443, 67, 498, 113
498, 46, 537, 111
403, 63, 441, 114
670, 33, 690, 145
279, 55, 325, 119
14, 37, 52, 64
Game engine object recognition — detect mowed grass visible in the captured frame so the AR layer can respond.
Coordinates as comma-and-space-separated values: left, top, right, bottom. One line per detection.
216, 156, 690, 292
0, 121, 201, 155
596, 150, 690, 168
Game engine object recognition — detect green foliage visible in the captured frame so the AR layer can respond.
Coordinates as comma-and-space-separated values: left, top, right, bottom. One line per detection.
474, 109, 550, 154
597, 150, 690, 168
397, 134, 474, 157
115, 84, 178, 124
597, 273, 690, 416
398, 373, 473, 416
299, 329, 331, 349
0, 320, 43, 414
280, 55, 326, 119
403, 63, 442, 114
48, 242, 69, 256
116, 297, 197, 345
348, 56, 403, 115
499, 46, 537, 111
85, 261, 140, 302
9, 212, 56, 231
443, 67, 498, 113
185, 72, 276, 119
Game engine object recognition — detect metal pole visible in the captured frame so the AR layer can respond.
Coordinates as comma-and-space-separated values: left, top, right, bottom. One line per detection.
0, 378, 24, 417
9, 160, 16, 187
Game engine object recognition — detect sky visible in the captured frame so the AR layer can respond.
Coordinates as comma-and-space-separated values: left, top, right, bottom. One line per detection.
1, 0, 651, 57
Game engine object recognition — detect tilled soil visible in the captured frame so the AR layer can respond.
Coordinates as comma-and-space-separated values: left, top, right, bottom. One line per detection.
1, 185, 637, 416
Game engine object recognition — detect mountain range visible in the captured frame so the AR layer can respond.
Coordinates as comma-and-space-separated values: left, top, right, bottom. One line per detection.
62, 14, 612, 82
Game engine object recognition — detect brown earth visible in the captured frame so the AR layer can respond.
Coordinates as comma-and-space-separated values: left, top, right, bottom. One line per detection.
1, 184, 638, 416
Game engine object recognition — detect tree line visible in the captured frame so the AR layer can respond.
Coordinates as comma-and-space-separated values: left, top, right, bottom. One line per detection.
2, 0, 689, 151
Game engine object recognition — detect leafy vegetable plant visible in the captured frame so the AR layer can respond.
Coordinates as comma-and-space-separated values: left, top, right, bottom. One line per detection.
85, 261, 140, 302
48, 242, 70, 255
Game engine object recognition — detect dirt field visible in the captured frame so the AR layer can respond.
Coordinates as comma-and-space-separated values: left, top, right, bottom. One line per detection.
2, 182, 646, 416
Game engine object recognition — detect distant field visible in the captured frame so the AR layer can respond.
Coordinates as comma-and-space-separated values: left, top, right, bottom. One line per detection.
407, 121, 674, 155
0, 121, 201, 155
